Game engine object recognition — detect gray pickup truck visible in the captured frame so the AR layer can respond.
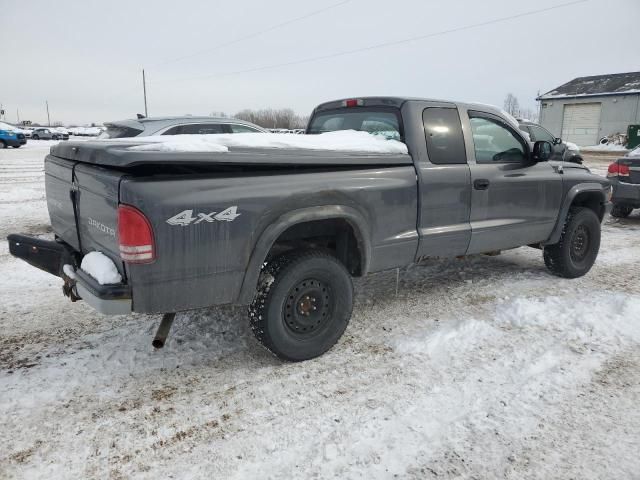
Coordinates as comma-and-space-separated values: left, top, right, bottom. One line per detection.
8, 97, 611, 361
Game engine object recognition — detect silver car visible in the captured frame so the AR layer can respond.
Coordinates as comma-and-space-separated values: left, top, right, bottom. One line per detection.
99, 116, 267, 139
31, 127, 69, 141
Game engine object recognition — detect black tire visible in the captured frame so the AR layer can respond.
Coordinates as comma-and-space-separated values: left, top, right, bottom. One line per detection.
543, 207, 601, 278
32, 134, 39, 140
52, 135, 59, 140
12, 145, 21, 148
249, 250, 353, 362
611, 204, 633, 218
0, 140, 6, 149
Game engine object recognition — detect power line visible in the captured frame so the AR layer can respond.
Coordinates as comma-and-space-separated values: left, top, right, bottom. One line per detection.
151, 0, 353, 68
152, 0, 588, 86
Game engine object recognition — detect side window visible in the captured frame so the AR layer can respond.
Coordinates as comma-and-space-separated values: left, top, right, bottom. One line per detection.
229, 124, 261, 133
469, 116, 527, 163
422, 107, 467, 165
180, 123, 224, 135
529, 125, 554, 143
162, 126, 182, 135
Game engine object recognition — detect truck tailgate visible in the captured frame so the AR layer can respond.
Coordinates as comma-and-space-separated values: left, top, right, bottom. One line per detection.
45, 155, 125, 275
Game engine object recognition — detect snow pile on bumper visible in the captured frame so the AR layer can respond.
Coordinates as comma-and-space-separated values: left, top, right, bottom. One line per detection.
80, 252, 122, 285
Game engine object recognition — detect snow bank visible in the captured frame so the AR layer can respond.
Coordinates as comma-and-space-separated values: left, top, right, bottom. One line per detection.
125, 130, 409, 154
564, 140, 579, 151
80, 252, 122, 285
627, 145, 640, 157
582, 144, 628, 152
494, 294, 640, 344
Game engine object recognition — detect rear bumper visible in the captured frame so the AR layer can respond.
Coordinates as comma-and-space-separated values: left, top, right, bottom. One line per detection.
7, 234, 132, 315
610, 179, 640, 207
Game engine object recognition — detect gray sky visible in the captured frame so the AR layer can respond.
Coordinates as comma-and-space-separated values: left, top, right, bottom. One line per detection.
2, 0, 638, 125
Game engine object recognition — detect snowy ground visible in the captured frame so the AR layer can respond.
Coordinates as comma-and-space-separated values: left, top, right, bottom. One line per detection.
1, 143, 639, 479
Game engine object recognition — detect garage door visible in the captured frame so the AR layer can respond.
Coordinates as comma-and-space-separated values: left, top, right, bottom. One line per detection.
561, 103, 601, 146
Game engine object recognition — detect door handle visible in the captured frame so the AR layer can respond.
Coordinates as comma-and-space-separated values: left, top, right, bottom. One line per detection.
473, 179, 490, 190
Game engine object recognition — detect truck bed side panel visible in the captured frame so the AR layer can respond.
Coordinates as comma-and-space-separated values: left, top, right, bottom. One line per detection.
120, 167, 418, 313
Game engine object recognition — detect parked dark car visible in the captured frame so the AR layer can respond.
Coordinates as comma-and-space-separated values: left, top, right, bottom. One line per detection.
607, 152, 640, 217
8, 97, 611, 361
518, 120, 583, 164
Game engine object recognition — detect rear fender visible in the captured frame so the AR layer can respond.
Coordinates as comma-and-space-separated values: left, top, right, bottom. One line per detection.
236, 205, 371, 304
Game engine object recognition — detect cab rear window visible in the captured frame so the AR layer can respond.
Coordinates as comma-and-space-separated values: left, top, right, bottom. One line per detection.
99, 125, 143, 139
308, 108, 402, 140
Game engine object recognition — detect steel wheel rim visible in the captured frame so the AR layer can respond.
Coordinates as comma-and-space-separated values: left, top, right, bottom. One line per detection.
570, 224, 590, 262
283, 278, 332, 336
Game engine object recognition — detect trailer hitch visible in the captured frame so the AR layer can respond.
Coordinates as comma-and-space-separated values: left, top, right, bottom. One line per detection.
152, 313, 176, 349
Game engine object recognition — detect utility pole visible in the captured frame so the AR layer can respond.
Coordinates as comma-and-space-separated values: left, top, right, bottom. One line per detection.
46, 100, 51, 126
142, 69, 148, 117
16, 108, 20, 124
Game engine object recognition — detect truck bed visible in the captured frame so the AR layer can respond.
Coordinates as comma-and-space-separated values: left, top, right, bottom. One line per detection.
44, 140, 420, 313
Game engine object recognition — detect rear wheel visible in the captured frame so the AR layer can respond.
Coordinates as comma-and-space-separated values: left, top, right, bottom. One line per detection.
32, 134, 39, 140
249, 250, 353, 362
11, 145, 21, 148
544, 207, 601, 278
611, 204, 633, 218
0, 140, 6, 149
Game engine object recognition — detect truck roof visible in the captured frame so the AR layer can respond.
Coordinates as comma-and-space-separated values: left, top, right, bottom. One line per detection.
313, 96, 513, 122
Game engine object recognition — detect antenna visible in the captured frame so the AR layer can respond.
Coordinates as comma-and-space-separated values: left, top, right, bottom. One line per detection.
142, 69, 148, 117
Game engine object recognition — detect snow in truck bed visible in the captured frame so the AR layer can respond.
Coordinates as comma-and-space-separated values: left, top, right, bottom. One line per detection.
121, 130, 409, 154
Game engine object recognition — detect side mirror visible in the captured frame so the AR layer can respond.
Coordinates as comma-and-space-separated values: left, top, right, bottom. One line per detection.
532, 140, 553, 162
553, 137, 563, 145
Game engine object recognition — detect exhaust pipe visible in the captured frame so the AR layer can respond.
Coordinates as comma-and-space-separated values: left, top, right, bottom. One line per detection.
152, 313, 176, 349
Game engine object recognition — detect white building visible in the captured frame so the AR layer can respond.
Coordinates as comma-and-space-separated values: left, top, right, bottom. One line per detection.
537, 71, 640, 146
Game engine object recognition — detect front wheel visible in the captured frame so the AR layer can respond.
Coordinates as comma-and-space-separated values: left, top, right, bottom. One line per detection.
0, 141, 6, 149
611, 204, 633, 218
544, 207, 601, 278
32, 134, 39, 140
12, 145, 21, 148
249, 250, 353, 362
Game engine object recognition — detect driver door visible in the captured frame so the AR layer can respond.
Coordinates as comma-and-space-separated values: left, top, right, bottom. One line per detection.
464, 111, 563, 254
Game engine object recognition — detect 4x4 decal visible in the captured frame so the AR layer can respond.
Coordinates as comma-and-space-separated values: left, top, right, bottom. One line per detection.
166, 206, 240, 226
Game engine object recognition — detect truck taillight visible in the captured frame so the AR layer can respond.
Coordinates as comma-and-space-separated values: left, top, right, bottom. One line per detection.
343, 99, 363, 107
607, 162, 630, 178
117, 204, 155, 263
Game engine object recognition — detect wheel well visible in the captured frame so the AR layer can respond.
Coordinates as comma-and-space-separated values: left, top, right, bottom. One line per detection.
572, 191, 605, 221
266, 219, 364, 276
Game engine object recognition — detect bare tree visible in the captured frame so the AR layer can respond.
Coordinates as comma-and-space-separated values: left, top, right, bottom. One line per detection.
503, 93, 520, 117
518, 107, 538, 122
234, 108, 307, 129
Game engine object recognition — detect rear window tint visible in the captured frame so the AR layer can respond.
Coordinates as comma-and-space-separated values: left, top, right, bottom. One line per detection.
308, 108, 401, 140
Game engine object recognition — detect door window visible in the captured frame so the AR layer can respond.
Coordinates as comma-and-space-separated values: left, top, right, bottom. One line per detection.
528, 125, 554, 143
422, 107, 467, 164
469, 116, 527, 163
